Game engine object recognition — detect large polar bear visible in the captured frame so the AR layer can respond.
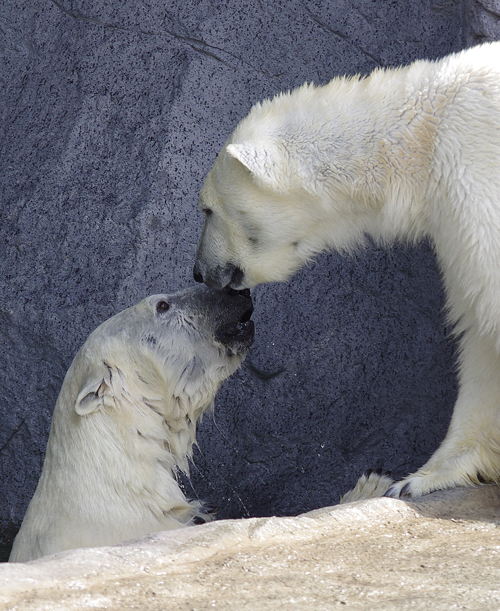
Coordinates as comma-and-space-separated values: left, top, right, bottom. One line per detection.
9, 286, 255, 562
193, 42, 500, 499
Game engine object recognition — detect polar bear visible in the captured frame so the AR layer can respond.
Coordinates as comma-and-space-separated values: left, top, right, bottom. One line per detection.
193, 42, 500, 499
9, 286, 255, 562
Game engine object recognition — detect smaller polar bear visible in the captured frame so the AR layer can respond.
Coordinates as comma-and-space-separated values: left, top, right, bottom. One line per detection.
9, 286, 255, 562
194, 42, 500, 499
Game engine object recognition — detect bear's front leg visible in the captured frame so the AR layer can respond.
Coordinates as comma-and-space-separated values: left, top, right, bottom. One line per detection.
386, 327, 500, 498
385, 439, 493, 499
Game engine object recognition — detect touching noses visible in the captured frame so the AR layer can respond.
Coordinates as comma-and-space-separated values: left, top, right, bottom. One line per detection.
192, 262, 244, 289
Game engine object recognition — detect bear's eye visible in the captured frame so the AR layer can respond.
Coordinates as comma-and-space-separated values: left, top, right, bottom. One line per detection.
202, 208, 213, 217
156, 301, 170, 314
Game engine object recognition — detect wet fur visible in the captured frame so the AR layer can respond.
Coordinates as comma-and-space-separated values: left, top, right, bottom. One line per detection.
10, 288, 252, 562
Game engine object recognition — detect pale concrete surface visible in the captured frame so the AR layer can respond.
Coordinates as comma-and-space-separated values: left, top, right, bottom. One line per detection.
2, 486, 499, 610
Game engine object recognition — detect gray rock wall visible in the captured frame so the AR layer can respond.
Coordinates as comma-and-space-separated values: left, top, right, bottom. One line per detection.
0, 0, 478, 554
467, 0, 500, 44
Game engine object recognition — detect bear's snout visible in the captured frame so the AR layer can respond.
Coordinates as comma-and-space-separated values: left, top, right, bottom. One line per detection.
193, 261, 244, 290
213, 288, 254, 354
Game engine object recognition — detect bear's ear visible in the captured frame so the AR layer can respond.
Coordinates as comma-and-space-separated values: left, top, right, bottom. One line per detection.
226, 142, 284, 191
75, 363, 114, 416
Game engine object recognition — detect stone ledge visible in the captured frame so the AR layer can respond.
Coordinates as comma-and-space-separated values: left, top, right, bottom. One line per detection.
2, 486, 499, 610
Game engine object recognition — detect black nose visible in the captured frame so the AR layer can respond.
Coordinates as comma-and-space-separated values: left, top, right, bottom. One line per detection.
224, 287, 251, 297
193, 268, 203, 283
229, 265, 244, 288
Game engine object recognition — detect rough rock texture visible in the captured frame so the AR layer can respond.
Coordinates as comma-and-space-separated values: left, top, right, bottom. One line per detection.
2, 486, 500, 610
467, 0, 500, 44
0, 0, 491, 556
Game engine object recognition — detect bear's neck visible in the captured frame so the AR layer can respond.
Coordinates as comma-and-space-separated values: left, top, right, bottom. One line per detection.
279, 62, 442, 244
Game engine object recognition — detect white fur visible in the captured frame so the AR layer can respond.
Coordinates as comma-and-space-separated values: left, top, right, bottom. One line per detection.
195, 42, 500, 498
10, 288, 252, 562
339, 472, 394, 504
